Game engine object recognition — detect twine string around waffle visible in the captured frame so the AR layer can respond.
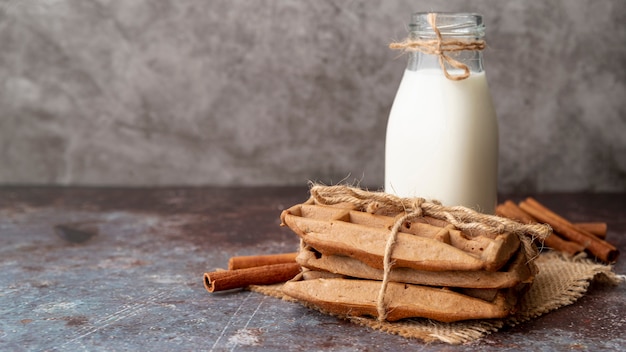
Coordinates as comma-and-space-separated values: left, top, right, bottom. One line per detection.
375, 198, 425, 320
308, 184, 552, 321
389, 13, 486, 81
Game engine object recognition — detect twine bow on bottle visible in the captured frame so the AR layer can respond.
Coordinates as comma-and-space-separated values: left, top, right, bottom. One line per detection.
389, 13, 486, 81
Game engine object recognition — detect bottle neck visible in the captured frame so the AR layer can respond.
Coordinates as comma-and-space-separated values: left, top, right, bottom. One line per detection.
405, 12, 486, 77
406, 50, 485, 73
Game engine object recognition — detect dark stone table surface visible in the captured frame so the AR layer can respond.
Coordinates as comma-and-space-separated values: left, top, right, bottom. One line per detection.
0, 187, 624, 351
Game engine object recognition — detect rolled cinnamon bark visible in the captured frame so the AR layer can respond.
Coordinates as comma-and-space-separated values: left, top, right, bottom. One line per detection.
573, 222, 607, 239
519, 198, 618, 263
495, 201, 584, 256
228, 252, 298, 270
495, 200, 534, 224
204, 263, 301, 292
495, 202, 607, 239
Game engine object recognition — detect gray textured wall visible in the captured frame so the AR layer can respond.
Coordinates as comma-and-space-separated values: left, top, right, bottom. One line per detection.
1, 0, 625, 192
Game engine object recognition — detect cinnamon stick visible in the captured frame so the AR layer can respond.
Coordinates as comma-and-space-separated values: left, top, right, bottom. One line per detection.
519, 198, 618, 263
496, 201, 584, 256
495, 200, 535, 223
204, 263, 301, 292
573, 222, 607, 239
228, 252, 298, 270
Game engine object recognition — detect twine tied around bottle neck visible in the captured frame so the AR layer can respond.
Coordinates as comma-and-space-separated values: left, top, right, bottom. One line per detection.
308, 184, 551, 322
389, 13, 486, 81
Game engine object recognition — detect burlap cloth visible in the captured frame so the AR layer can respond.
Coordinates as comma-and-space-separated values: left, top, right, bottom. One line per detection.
250, 252, 623, 345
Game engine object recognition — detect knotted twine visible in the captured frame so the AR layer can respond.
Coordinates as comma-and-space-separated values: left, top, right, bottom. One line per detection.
308, 184, 552, 322
389, 13, 486, 81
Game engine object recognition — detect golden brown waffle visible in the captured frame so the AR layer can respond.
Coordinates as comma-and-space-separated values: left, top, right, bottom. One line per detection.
296, 245, 535, 289
279, 197, 538, 322
282, 277, 519, 322
281, 203, 521, 272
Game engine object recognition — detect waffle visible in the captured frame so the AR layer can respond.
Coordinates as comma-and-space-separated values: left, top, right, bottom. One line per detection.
282, 277, 520, 322
296, 245, 534, 289
279, 197, 536, 322
281, 202, 521, 272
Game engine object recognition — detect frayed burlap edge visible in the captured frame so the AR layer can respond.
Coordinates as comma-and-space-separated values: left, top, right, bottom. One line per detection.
249, 252, 624, 345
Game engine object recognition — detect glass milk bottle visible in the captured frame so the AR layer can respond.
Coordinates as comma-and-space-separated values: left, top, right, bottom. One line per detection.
385, 12, 498, 214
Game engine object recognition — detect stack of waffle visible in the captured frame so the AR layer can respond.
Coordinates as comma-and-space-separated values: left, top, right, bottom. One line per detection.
280, 199, 536, 323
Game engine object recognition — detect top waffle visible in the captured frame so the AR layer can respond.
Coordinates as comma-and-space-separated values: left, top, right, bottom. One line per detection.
280, 201, 520, 272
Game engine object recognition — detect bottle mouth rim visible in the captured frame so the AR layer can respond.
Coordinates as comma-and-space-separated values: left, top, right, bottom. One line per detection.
409, 12, 485, 39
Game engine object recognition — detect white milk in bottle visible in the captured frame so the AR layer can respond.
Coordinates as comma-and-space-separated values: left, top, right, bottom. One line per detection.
385, 13, 498, 214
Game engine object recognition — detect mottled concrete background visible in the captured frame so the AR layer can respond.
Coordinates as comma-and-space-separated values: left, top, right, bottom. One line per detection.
1, 0, 625, 192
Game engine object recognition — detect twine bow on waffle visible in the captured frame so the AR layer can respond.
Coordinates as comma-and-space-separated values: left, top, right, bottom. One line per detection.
309, 184, 551, 321
389, 13, 486, 81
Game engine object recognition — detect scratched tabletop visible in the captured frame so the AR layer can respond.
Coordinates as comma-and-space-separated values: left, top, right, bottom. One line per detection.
0, 187, 624, 351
